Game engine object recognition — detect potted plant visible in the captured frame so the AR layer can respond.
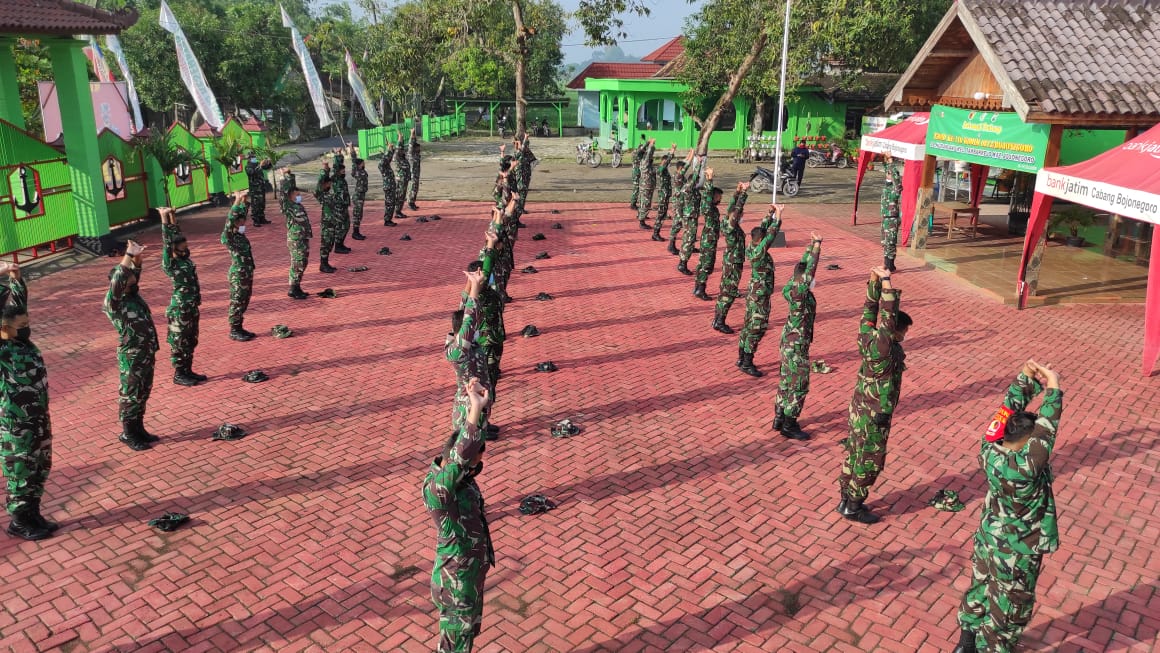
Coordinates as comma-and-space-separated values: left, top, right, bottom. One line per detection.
1048, 206, 1096, 247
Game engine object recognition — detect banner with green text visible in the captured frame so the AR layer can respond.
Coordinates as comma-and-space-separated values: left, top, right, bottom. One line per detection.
926, 105, 1050, 173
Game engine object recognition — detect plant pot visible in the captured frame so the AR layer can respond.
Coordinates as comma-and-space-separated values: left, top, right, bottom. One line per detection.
1064, 236, 1086, 247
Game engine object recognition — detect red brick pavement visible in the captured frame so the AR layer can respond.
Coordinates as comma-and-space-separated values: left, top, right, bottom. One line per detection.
0, 196, 1157, 653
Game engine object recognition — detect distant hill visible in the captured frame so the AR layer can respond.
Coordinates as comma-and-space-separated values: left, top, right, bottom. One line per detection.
563, 45, 641, 79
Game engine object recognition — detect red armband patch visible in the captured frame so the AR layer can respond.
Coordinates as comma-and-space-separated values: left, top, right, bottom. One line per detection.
985, 405, 1013, 442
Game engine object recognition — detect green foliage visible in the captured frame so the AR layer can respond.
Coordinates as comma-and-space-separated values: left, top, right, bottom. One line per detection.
134, 128, 207, 171
11, 40, 52, 137
1048, 206, 1096, 238
210, 133, 246, 168
573, 0, 653, 46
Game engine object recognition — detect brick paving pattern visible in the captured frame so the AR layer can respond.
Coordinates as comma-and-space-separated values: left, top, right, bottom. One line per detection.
1, 197, 1157, 652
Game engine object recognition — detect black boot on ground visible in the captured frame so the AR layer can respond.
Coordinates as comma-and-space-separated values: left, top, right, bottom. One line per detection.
408, 202, 419, 211
693, 282, 711, 301
780, 416, 811, 441
136, 416, 161, 443
629, 203, 638, 211
351, 229, 366, 241
334, 242, 352, 254
289, 284, 309, 300
173, 367, 201, 387
667, 239, 679, 256
740, 352, 763, 377
396, 211, 409, 220
639, 221, 650, 230
676, 261, 693, 276
384, 218, 398, 227
28, 498, 58, 533
952, 629, 978, 653
836, 494, 848, 515
6, 506, 52, 541
320, 257, 337, 273
840, 499, 881, 524
484, 423, 500, 441
651, 232, 664, 242
190, 368, 208, 382
773, 406, 785, 431
886, 256, 897, 273
736, 346, 745, 368
118, 419, 150, 451
229, 327, 255, 342
712, 311, 733, 334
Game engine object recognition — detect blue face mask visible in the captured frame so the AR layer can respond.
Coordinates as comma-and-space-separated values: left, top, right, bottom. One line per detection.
250, 157, 258, 163
294, 195, 302, 204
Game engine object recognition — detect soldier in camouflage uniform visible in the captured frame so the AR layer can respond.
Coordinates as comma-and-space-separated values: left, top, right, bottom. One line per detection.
666, 154, 692, 255
712, 184, 750, 333
103, 239, 160, 451
424, 376, 494, 653
676, 156, 706, 275
511, 136, 532, 225
159, 208, 206, 387
447, 270, 492, 433
880, 154, 902, 272
953, 360, 1063, 653
629, 136, 647, 210
837, 267, 911, 524
408, 128, 422, 211
475, 228, 506, 438
635, 138, 657, 229
379, 142, 399, 226
736, 205, 783, 377
277, 167, 298, 217
245, 154, 272, 226
351, 156, 369, 241
316, 170, 340, 273
492, 164, 518, 304
393, 130, 411, 220
773, 234, 823, 441
650, 147, 678, 242
284, 189, 312, 299
330, 154, 353, 253
222, 192, 257, 342
0, 263, 57, 540
692, 170, 729, 299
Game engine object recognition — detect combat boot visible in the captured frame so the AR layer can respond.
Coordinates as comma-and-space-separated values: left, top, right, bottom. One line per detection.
118, 418, 150, 451
676, 261, 692, 276
408, 202, 419, 211
6, 506, 52, 541
319, 257, 337, 273
173, 367, 201, 387
334, 241, 352, 254
28, 498, 58, 533
780, 416, 810, 441
229, 327, 255, 342
840, 499, 881, 524
772, 406, 785, 431
384, 218, 398, 227
693, 282, 711, 300
667, 239, 679, 255
952, 629, 978, 653
736, 345, 745, 368
651, 232, 665, 242
189, 367, 208, 382
712, 310, 733, 334
136, 416, 161, 443
886, 256, 897, 273
739, 352, 763, 377
638, 220, 650, 230
289, 284, 309, 300
351, 229, 366, 241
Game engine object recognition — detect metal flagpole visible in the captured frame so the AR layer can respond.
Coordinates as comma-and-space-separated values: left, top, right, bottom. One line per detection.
772, 0, 792, 205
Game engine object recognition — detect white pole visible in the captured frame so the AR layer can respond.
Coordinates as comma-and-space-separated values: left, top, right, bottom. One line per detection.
772, 0, 792, 204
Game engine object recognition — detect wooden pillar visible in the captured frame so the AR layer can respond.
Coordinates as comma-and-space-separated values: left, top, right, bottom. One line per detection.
909, 154, 939, 252
1020, 123, 1065, 298
0, 38, 24, 129
1105, 127, 1141, 256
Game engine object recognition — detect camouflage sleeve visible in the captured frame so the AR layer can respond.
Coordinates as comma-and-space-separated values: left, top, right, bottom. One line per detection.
1002, 372, 1044, 413
700, 183, 713, 216
444, 423, 485, 475
787, 241, 821, 300
857, 278, 882, 346
762, 214, 782, 244
5, 276, 27, 311
867, 288, 900, 360
108, 265, 132, 301
1036, 387, 1063, 435
889, 161, 902, 187
645, 142, 656, 161
458, 297, 479, 345
160, 223, 178, 274
479, 247, 496, 278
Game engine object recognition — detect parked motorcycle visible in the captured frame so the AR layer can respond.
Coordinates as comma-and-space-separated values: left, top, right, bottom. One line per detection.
748, 162, 800, 197
807, 148, 855, 169
610, 139, 624, 168
532, 120, 552, 137
575, 141, 602, 168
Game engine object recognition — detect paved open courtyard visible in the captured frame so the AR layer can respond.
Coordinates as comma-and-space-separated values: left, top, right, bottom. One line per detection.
1, 194, 1157, 652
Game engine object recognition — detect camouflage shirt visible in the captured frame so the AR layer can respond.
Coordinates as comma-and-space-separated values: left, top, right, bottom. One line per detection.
781, 240, 821, 345
316, 184, 341, 222
631, 143, 647, 172
853, 280, 906, 414
285, 200, 313, 239
278, 172, 298, 213
476, 248, 506, 346
333, 173, 351, 208
0, 278, 48, 423
977, 373, 1063, 555
394, 136, 409, 170
221, 206, 254, 274
423, 420, 494, 565
160, 223, 200, 307
245, 159, 270, 192
744, 210, 782, 301
352, 165, 369, 197
445, 298, 485, 387
881, 161, 901, 218
379, 146, 397, 189
639, 142, 657, 186
103, 263, 159, 352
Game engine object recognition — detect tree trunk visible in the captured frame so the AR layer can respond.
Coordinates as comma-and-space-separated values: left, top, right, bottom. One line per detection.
511, 0, 529, 138
751, 96, 765, 135
695, 29, 770, 153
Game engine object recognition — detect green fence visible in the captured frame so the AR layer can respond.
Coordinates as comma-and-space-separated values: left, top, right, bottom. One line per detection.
358, 111, 466, 159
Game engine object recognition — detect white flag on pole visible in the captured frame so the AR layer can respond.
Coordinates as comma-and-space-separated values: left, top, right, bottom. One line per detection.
282, 5, 334, 129
103, 35, 145, 132
158, 0, 224, 129
345, 49, 381, 125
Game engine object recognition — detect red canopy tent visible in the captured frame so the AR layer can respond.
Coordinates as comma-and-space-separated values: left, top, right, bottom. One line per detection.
853, 114, 928, 245
1017, 123, 1160, 374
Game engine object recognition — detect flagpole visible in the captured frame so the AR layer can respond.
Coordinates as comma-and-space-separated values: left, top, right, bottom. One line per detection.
772, 0, 792, 205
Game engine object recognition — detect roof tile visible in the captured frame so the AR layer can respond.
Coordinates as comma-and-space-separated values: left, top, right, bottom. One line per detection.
566, 62, 663, 89
0, 0, 137, 35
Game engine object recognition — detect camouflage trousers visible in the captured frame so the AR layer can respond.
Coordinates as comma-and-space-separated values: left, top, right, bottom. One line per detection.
839, 401, 892, 501
694, 236, 719, 284
669, 197, 686, 241
352, 194, 366, 230
636, 180, 656, 224
338, 205, 351, 241
320, 214, 341, 257
775, 340, 812, 419
881, 215, 900, 259
431, 553, 487, 653
288, 233, 309, 285
515, 179, 529, 218
408, 163, 421, 204
629, 167, 641, 208
165, 303, 199, 371
495, 246, 514, 298
484, 342, 503, 405
452, 360, 492, 434
117, 346, 155, 421
1, 413, 52, 515
227, 268, 253, 329
651, 190, 672, 237
714, 261, 742, 318
383, 184, 396, 220
958, 533, 1043, 653
678, 214, 700, 265
738, 295, 771, 355
394, 170, 411, 217
249, 189, 266, 222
